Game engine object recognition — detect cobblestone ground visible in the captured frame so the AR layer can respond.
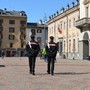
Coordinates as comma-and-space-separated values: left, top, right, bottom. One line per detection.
0, 57, 90, 90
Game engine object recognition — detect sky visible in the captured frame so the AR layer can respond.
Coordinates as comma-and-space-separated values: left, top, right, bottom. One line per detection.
0, 0, 76, 22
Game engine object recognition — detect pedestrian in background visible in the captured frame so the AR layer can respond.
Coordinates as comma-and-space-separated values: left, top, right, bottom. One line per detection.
26, 35, 40, 75
1, 50, 5, 59
42, 47, 47, 62
39, 49, 43, 60
45, 36, 58, 75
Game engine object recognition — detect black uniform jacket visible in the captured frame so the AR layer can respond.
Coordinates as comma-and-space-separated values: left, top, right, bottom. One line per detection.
45, 41, 58, 58
26, 40, 40, 57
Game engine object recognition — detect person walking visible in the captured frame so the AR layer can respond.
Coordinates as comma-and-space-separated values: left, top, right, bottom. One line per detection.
26, 35, 40, 75
45, 36, 58, 75
39, 49, 43, 60
1, 50, 5, 59
42, 47, 47, 62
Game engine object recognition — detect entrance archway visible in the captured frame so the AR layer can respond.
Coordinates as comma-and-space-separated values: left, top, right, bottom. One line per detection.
83, 32, 89, 59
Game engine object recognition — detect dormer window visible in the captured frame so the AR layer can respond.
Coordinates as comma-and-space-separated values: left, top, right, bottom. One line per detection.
20, 11, 26, 16
0, 19, 3, 25
20, 12, 24, 16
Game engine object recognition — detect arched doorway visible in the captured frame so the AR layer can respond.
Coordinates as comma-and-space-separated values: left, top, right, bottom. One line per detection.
83, 32, 89, 59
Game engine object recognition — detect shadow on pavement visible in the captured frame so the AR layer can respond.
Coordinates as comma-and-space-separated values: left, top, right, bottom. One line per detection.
0, 65, 5, 67
36, 73, 48, 75
55, 72, 90, 75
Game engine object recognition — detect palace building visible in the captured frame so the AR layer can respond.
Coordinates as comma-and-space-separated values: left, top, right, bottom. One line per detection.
48, 0, 90, 60
27, 20, 48, 49
0, 8, 27, 57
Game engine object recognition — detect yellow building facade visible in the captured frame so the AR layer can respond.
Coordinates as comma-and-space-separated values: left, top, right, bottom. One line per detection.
48, 1, 81, 59
0, 9, 27, 56
48, 0, 90, 60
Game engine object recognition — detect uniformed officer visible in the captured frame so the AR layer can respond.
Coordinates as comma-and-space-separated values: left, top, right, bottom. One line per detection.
45, 36, 58, 75
26, 35, 40, 75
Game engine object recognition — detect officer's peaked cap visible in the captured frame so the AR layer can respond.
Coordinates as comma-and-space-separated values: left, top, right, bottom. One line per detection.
50, 36, 54, 39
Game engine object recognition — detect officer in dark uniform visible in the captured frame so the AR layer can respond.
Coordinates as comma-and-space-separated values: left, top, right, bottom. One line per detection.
26, 35, 40, 75
46, 36, 58, 75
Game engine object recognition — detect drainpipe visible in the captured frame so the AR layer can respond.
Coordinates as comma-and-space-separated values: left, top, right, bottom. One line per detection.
66, 14, 68, 59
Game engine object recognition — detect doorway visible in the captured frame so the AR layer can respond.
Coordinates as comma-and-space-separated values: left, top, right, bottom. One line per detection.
83, 32, 89, 59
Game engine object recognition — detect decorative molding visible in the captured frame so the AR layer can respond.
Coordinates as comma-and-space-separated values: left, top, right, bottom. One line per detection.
83, 0, 90, 5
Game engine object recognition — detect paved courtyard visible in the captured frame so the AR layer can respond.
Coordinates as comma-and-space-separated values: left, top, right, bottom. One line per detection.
0, 57, 90, 90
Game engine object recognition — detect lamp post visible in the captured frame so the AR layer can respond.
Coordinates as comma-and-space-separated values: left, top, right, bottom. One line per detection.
58, 38, 61, 58
43, 14, 47, 46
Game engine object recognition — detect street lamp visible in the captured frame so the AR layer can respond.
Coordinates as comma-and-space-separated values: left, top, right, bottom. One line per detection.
43, 14, 47, 46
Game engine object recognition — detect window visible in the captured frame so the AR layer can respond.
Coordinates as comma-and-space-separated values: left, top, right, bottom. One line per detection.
9, 35, 15, 40
20, 27, 25, 31
0, 42, 2, 47
69, 40, 71, 52
64, 41, 65, 52
37, 37, 41, 43
52, 27, 53, 34
0, 27, 3, 31
73, 39, 75, 52
20, 21, 26, 26
86, 7, 89, 17
10, 43, 13, 48
37, 29, 42, 33
20, 34, 25, 40
64, 22, 65, 30
73, 18, 75, 26
9, 27, 15, 33
21, 43, 24, 48
0, 19, 3, 25
78, 16, 80, 20
31, 29, 36, 35
9, 20, 15, 24
69, 20, 71, 28
59, 23, 62, 30
78, 38, 79, 52
20, 21, 26, 24
0, 34, 3, 39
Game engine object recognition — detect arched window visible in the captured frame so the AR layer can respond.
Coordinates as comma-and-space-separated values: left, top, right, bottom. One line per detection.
83, 32, 89, 40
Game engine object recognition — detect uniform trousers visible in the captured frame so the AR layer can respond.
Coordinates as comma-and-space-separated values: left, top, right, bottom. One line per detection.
29, 57, 36, 73
47, 57, 55, 74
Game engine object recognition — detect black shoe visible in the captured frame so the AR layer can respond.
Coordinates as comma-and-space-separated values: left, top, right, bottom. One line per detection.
29, 71, 32, 74
51, 72, 54, 76
51, 73, 54, 76
47, 71, 50, 74
32, 72, 35, 75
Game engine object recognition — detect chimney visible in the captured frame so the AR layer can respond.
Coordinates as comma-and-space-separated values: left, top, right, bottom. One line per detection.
66, 4, 69, 10
60, 7, 65, 14
38, 19, 42, 24
4, 8, 7, 11
54, 13, 56, 17
72, 2, 75, 7
51, 15, 53, 19
76, 0, 79, 5
56, 11, 59, 16
49, 16, 51, 20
